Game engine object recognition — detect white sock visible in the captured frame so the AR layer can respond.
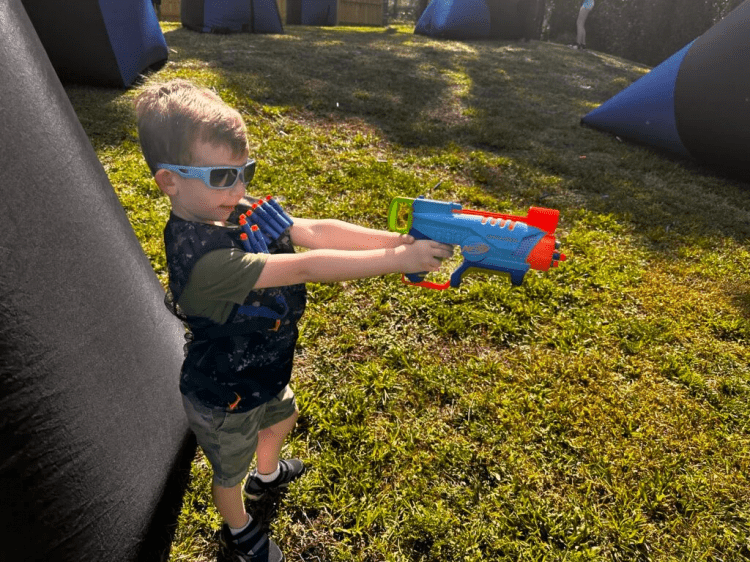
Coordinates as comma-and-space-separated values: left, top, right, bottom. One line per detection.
229, 514, 252, 535
256, 464, 280, 483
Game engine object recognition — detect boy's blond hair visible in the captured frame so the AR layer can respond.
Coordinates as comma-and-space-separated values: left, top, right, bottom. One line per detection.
134, 79, 248, 174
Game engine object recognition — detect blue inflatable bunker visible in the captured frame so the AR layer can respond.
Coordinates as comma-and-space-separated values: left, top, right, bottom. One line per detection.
581, 0, 750, 178
415, 0, 491, 39
20, 0, 168, 88
182, 0, 284, 33
415, 0, 537, 41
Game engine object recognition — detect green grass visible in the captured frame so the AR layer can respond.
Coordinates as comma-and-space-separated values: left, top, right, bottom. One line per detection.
64, 23, 750, 562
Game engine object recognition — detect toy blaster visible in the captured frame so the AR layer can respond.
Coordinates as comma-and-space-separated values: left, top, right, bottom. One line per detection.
388, 196, 566, 289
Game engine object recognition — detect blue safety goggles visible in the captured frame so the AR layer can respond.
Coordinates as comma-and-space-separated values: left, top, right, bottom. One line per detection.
156, 159, 256, 189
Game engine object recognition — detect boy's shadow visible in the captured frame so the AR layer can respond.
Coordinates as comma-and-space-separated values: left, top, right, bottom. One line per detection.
214, 489, 286, 562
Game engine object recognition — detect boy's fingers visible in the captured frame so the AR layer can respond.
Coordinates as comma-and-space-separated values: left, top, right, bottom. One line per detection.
436, 244, 454, 258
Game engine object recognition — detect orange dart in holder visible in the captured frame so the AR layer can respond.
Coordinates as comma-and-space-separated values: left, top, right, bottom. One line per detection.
387, 196, 567, 289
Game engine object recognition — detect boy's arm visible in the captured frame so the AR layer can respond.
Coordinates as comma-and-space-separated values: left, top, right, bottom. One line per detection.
253, 239, 453, 289
289, 217, 412, 250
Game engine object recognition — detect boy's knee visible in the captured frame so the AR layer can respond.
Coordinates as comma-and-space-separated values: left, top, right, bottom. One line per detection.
274, 408, 298, 431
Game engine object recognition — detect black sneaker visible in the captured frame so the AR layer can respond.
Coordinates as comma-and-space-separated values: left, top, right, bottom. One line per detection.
244, 459, 306, 500
219, 519, 285, 562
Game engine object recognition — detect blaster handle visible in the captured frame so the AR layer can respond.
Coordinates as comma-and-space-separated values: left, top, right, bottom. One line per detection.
390, 198, 444, 286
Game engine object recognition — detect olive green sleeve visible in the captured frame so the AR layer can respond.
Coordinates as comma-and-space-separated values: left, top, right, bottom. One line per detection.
177, 248, 268, 324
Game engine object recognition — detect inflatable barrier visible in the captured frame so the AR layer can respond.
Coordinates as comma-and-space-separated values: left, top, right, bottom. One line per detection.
581, 0, 750, 179
182, 0, 284, 33
1, 1, 194, 560
415, 0, 539, 41
20, 0, 168, 87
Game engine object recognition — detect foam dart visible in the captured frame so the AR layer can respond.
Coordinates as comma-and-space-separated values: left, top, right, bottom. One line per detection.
238, 214, 251, 236
247, 208, 282, 241
258, 198, 289, 232
241, 215, 269, 252
244, 211, 274, 245
239, 232, 254, 252
250, 224, 269, 253
239, 215, 264, 252
264, 195, 294, 228
252, 202, 285, 236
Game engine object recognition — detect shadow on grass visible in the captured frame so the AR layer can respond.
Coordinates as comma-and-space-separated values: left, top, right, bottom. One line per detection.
63, 85, 136, 151
64, 25, 749, 310
159, 26, 750, 250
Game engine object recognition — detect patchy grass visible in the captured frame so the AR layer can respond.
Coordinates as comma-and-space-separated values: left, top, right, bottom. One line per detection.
64, 22, 750, 562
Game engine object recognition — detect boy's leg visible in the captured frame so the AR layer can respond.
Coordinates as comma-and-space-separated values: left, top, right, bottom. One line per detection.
214, 482, 283, 561
255, 409, 299, 474
245, 386, 306, 499
213, 482, 249, 529
182, 395, 284, 560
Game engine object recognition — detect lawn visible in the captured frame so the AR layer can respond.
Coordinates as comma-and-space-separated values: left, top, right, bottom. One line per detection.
64, 22, 750, 562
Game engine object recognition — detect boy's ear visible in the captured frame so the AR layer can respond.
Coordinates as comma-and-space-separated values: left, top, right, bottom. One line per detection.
154, 168, 178, 196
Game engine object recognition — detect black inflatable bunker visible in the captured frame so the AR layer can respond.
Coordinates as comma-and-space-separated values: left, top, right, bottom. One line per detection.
285, 0, 338, 25
415, 0, 538, 40
20, 0, 168, 88
1, 1, 194, 560
581, 0, 750, 179
182, 0, 284, 33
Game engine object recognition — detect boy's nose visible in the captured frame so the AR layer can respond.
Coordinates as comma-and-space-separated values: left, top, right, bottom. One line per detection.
231, 180, 246, 197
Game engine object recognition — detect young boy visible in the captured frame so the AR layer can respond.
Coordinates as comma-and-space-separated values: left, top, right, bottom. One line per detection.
134, 79, 452, 562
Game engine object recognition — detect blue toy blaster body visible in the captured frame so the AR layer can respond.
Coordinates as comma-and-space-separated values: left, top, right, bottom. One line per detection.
388, 196, 566, 289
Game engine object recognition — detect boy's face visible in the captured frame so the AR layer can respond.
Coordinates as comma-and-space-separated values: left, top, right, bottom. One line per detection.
157, 140, 249, 225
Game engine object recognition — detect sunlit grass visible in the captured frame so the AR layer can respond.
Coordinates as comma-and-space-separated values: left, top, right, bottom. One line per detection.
64, 22, 750, 562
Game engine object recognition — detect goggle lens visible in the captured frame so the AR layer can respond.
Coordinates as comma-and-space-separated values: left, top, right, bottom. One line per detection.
210, 167, 238, 188
241, 161, 256, 184
208, 160, 255, 188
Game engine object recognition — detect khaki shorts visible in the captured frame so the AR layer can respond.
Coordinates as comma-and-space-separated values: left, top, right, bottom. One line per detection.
182, 385, 297, 487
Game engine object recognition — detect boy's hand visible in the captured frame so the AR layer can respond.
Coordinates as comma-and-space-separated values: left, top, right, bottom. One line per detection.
397, 240, 454, 274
